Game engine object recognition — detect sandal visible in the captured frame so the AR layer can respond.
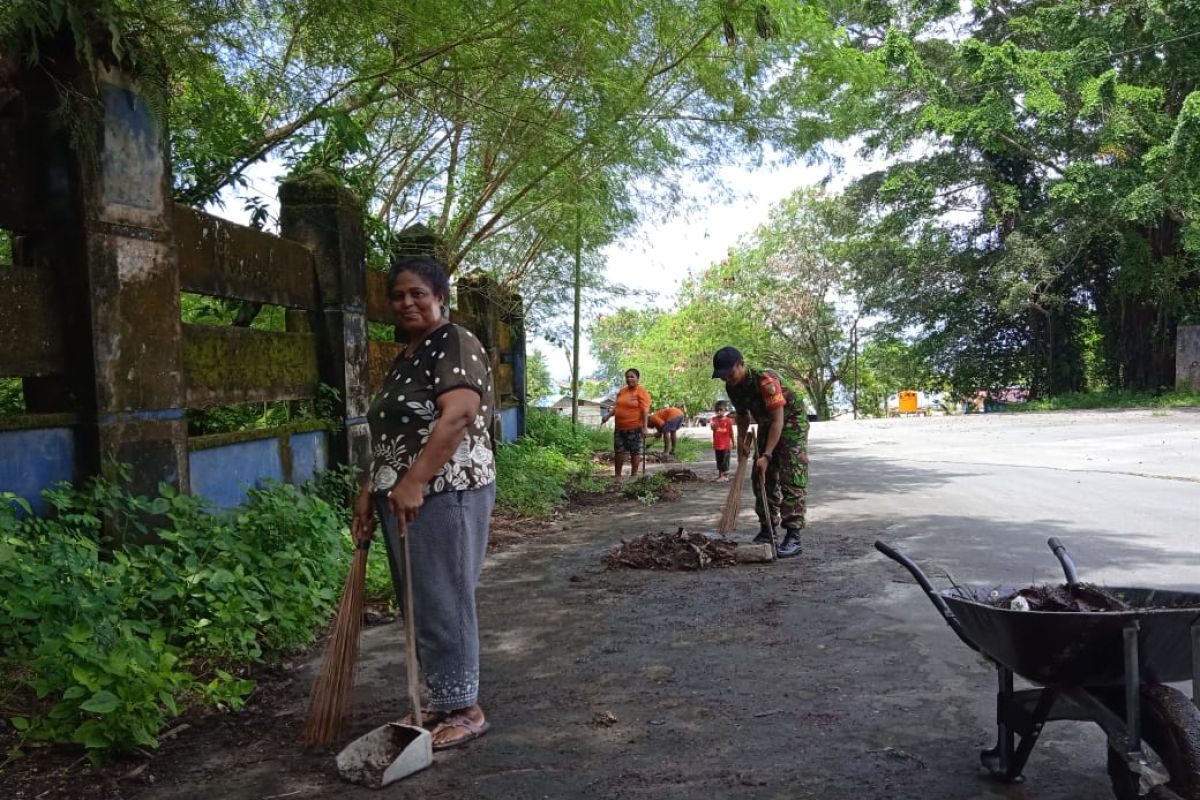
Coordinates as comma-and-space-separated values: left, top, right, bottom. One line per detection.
430, 713, 491, 750
400, 708, 446, 730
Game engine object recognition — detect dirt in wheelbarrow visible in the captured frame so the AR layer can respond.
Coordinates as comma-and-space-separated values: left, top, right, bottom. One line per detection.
993, 583, 1200, 612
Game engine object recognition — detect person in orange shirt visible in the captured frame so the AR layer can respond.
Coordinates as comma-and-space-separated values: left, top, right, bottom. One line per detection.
601, 368, 651, 479
646, 406, 686, 457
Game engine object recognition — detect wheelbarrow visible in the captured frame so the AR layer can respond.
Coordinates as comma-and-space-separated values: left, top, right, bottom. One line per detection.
876, 537, 1200, 800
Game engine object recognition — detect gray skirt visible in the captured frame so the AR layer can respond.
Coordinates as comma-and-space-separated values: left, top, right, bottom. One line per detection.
374, 482, 494, 711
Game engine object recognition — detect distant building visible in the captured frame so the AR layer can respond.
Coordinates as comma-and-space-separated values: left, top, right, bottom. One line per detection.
550, 397, 611, 426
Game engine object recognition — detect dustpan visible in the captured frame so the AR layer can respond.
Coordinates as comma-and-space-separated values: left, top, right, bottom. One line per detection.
337, 514, 433, 787
336, 722, 431, 787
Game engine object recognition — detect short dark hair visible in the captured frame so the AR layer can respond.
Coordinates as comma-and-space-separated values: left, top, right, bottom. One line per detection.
625, 368, 640, 378
715, 400, 728, 409
388, 255, 451, 304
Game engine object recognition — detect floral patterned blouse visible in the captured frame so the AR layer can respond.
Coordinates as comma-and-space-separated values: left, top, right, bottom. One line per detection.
367, 323, 496, 495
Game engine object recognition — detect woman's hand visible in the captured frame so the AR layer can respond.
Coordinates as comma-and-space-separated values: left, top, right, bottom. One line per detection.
737, 439, 752, 460
387, 476, 425, 527
756, 454, 771, 475
351, 486, 377, 544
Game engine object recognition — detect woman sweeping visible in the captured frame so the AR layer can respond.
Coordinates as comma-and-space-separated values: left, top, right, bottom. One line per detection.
351, 255, 496, 749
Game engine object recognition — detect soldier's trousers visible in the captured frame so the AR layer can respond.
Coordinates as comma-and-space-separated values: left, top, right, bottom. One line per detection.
752, 440, 809, 532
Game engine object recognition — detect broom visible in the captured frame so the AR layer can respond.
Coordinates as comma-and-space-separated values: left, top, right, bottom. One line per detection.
303, 535, 371, 746
717, 429, 755, 535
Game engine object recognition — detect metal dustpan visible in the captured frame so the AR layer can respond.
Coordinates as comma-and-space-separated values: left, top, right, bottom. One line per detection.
336, 722, 431, 788
337, 515, 433, 787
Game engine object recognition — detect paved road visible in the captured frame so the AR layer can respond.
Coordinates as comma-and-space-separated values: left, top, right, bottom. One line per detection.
815, 408, 1200, 589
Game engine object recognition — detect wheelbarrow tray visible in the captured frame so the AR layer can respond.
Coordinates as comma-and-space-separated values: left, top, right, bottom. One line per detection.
941, 586, 1200, 687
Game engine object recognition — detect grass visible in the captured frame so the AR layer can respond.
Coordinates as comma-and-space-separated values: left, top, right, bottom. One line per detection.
495, 412, 708, 517
999, 388, 1200, 413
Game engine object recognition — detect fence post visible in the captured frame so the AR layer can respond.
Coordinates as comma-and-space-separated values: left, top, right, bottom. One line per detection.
21, 48, 187, 500
278, 175, 371, 472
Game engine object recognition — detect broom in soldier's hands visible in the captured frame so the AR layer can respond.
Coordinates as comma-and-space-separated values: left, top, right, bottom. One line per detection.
303, 497, 375, 747
718, 430, 755, 535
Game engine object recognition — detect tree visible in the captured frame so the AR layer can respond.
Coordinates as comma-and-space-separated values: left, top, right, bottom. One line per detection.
681, 190, 856, 418
784, 0, 1200, 394
525, 348, 554, 407
854, 332, 933, 417
589, 189, 859, 418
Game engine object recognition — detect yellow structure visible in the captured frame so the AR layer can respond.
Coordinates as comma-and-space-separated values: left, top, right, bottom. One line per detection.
898, 390, 919, 414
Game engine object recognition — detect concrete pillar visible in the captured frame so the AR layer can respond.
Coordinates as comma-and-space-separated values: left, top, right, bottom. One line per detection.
278, 174, 371, 471
20, 45, 186, 499
85, 66, 187, 497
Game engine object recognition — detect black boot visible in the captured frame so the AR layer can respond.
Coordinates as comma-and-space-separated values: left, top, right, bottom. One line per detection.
777, 529, 802, 558
752, 526, 774, 545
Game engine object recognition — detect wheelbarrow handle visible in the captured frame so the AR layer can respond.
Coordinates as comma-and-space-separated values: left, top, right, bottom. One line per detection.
874, 540, 979, 653
1046, 537, 1080, 586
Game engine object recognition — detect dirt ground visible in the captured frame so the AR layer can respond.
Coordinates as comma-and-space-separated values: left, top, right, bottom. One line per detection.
8, 450, 1119, 800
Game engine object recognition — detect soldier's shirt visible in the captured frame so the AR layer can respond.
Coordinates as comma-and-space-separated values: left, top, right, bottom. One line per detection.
727, 367, 808, 440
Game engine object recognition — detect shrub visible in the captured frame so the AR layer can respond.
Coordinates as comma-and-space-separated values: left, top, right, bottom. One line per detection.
0, 476, 352, 757
495, 438, 577, 516
494, 410, 612, 516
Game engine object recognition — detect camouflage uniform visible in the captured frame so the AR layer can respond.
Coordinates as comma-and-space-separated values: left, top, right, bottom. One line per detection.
726, 367, 809, 532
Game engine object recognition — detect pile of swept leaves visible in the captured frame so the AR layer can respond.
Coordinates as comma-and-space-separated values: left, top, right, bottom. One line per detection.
604, 528, 738, 571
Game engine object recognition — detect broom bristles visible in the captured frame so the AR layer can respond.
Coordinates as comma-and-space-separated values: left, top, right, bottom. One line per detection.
303, 544, 369, 746
717, 431, 755, 535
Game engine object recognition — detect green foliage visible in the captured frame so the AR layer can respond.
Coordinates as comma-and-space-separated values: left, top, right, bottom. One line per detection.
805, 0, 1200, 394
0, 378, 24, 416
494, 409, 611, 516
186, 385, 341, 437
590, 190, 851, 418
621, 473, 669, 505
525, 348, 555, 407
1000, 389, 1200, 413
853, 333, 934, 417
0, 475, 351, 756
494, 438, 577, 517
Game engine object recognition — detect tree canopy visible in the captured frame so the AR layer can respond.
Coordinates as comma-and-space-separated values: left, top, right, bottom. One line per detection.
817, 0, 1200, 394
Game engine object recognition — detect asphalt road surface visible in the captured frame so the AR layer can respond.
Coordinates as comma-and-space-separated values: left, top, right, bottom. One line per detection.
819, 408, 1200, 589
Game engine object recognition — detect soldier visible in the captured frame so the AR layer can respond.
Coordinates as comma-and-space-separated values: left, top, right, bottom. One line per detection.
711, 346, 809, 558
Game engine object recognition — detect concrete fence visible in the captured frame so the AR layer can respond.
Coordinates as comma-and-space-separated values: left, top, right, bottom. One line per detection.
0, 42, 524, 515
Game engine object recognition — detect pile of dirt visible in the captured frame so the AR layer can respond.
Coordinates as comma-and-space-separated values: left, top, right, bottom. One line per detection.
663, 468, 701, 482
604, 528, 739, 571
993, 583, 1131, 612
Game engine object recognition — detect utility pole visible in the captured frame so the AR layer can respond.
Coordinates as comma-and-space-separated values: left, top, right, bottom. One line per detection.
851, 315, 859, 420
571, 206, 582, 427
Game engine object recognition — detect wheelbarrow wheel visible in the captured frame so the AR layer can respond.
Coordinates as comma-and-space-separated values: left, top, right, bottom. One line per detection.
1107, 684, 1200, 800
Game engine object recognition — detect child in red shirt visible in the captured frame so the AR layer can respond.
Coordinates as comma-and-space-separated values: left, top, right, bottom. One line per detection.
709, 400, 734, 481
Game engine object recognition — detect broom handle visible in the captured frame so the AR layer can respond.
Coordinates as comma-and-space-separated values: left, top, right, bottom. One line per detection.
401, 521, 422, 730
